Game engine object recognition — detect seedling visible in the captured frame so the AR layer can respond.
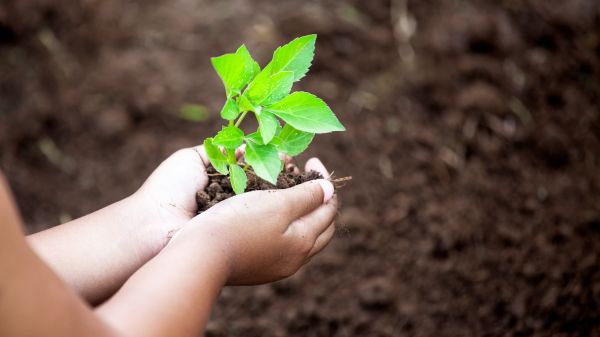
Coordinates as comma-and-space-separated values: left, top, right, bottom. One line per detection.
204, 34, 345, 194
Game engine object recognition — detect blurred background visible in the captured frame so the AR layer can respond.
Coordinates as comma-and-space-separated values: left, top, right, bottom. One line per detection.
1, 0, 599, 336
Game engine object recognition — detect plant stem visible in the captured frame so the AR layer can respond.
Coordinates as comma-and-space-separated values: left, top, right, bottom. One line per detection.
234, 111, 249, 128
226, 148, 237, 165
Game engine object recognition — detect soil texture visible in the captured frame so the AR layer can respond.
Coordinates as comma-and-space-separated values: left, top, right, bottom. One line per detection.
196, 165, 322, 212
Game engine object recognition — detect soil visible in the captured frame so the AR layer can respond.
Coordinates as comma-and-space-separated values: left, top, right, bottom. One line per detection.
197, 165, 323, 212
1, 0, 600, 336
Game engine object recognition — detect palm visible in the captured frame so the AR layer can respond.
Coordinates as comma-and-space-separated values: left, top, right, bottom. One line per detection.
137, 148, 209, 225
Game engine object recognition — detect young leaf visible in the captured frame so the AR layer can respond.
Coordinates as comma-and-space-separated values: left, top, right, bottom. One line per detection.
211, 54, 246, 96
245, 142, 281, 184
258, 111, 280, 144
265, 92, 345, 133
238, 94, 256, 113
262, 71, 294, 105
245, 131, 264, 145
270, 34, 316, 81
245, 70, 295, 106
274, 124, 315, 156
213, 125, 244, 149
211, 45, 260, 96
235, 45, 261, 82
203, 138, 228, 174
244, 64, 272, 105
229, 164, 247, 195
220, 98, 239, 120
225, 147, 237, 164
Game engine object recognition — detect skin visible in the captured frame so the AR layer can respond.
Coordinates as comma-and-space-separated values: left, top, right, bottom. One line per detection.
0, 146, 338, 337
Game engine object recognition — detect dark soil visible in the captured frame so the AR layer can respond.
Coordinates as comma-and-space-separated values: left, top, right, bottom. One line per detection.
1, 0, 600, 336
197, 165, 323, 212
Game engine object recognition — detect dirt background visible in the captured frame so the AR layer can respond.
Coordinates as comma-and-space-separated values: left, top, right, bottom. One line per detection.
1, 0, 600, 336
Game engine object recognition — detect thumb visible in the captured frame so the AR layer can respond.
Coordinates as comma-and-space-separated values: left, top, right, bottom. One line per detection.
278, 179, 334, 220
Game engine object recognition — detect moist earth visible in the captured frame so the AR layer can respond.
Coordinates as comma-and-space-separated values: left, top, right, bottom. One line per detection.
196, 165, 322, 212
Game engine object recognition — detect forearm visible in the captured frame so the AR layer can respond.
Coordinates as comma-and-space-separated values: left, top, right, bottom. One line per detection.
97, 223, 228, 337
27, 193, 173, 304
3, 202, 222, 337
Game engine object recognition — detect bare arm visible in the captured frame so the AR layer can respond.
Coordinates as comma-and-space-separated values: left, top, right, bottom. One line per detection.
26, 196, 172, 304
0, 172, 116, 336
26, 148, 209, 304
1, 159, 337, 337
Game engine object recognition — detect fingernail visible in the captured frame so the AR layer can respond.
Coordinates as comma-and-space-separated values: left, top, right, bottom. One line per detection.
317, 179, 334, 203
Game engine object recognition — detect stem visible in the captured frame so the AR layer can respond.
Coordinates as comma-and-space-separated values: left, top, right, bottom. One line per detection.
242, 163, 250, 171
226, 148, 237, 165
234, 111, 250, 128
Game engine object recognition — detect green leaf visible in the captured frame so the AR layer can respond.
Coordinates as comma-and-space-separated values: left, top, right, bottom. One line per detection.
245, 70, 295, 106
258, 111, 280, 144
220, 98, 239, 120
236, 45, 260, 82
243, 35, 314, 105
245, 131, 264, 145
225, 147, 237, 164
270, 34, 316, 81
262, 71, 294, 105
245, 142, 281, 185
265, 92, 345, 133
204, 138, 228, 174
244, 64, 272, 105
211, 45, 260, 96
238, 94, 256, 113
274, 124, 315, 156
229, 164, 247, 195
211, 54, 246, 96
213, 125, 244, 149
180, 104, 209, 122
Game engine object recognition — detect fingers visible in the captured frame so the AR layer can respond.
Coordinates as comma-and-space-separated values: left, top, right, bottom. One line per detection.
280, 153, 293, 165
279, 179, 334, 220
192, 145, 209, 166
292, 195, 338, 239
308, 221, 336, 258
235, 144, 246, 160
305, 157, 330, 179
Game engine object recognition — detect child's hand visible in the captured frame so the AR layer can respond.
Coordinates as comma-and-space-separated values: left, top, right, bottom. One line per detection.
134, 146, 296, 249
171, 158, 338, 285
134, 147, 210, 229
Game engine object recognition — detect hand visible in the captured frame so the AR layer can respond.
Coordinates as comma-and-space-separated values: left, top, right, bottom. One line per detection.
129, 146, 223, 254
171, 158, 338, 285
135, 147, 208, 222
131, 145, 290, 252
25, 146, 213, 303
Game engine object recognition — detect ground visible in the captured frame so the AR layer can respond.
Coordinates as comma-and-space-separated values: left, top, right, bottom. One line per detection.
1, 0, 599, 336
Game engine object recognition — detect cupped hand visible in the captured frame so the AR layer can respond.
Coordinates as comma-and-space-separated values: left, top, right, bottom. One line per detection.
135, 147, 208, 220
130, 145, 298, 253
172, 158, 338, 285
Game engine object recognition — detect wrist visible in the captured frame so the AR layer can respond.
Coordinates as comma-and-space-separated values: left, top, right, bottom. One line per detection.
168, 215, 233, 283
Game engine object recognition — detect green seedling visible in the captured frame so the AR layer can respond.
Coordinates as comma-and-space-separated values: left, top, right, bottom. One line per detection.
204, 34, 345, 194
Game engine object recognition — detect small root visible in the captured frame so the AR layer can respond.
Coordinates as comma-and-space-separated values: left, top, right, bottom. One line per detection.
331, 176, 353, 183
330, 176, 352, 189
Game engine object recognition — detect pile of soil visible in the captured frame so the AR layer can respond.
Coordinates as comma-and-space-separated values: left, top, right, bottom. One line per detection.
1, 0, 599, 336
196, 165, 322, 212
